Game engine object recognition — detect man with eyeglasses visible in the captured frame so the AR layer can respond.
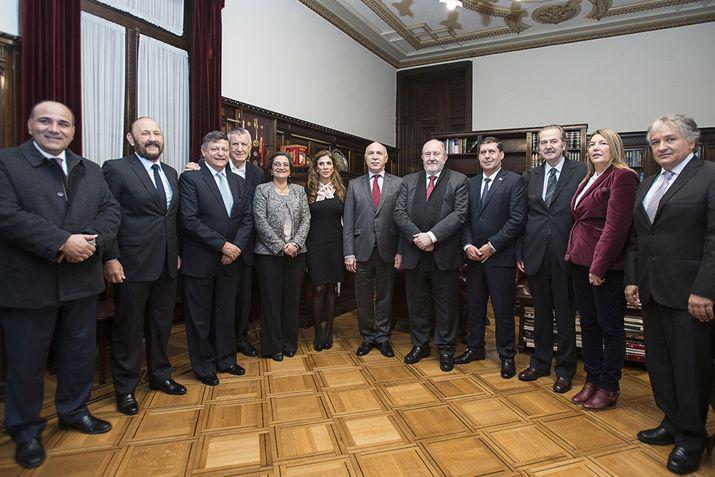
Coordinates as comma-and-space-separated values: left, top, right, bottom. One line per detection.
394, 139, 468, 372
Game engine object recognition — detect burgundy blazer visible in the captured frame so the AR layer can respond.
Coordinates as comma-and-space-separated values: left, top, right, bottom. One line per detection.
565, 165, 639, 277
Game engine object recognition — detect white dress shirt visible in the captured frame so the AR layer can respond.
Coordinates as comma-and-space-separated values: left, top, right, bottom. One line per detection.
642, 153, 694, 208
137, 153, 173, 208
542, 157, 565, 202
573, 169, 603, 208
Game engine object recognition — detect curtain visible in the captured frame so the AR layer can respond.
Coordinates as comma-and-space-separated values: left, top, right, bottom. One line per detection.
20, 0, 82, 152
96, 0, 184, 36
81, 12, 126, 165
190, 0, 224, 163
137, 35, 189, 171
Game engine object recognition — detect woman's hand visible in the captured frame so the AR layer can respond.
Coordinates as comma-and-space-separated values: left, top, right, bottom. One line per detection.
283, 242, 298, 257
588, 273, 605, 286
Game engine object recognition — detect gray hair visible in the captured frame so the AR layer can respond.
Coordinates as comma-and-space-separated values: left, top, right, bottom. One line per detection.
201, 131, 228, 149
537, 124, 567, 143
647, 114, 700, 144
228, 127, 252, 143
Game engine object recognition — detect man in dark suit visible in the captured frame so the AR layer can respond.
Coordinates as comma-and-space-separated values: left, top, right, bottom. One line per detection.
457, 137, 526, 378
0, 101, 120, 468
394, 139, 468, 372
179, 131, 253, 386
186, 127, 263, 357
343, 142, 403, 357
516, 125, 586, 392
102, 117, 186, 416
625, 114, 714, 475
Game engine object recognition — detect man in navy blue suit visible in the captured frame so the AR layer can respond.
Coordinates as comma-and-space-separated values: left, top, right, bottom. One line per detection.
456, 137, 526, 379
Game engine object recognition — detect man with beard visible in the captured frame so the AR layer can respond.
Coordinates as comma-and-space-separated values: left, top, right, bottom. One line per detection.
394, 139, 468, 372
186, 128, 263, 356
103, 117, 186, 415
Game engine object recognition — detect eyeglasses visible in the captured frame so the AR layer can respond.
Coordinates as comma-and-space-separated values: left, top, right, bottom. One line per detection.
273, 162, 290, 169
422, 152, 443, 158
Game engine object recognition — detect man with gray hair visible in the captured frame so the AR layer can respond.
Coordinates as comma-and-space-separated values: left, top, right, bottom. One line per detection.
625, 114, 714, 475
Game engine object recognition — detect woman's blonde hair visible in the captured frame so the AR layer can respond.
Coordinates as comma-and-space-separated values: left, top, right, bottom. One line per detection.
307, 150, 346, 203
582, 128, 635, 184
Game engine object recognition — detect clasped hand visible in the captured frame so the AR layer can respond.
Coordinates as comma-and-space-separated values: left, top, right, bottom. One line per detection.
413, 232, 434, 252
58, 234, 97, 263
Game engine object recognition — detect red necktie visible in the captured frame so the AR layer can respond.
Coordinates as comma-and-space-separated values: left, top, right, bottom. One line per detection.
426, 175, 436, 201
372, 174, 381, 208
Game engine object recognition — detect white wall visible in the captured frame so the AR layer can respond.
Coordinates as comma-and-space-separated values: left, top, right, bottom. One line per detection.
222, 0, 396, 146
473, 22, 715, 132
0, 0, 19, 36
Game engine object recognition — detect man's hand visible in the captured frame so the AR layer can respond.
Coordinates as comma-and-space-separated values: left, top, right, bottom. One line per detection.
345, 256, 356, 273
465, 245, 480, 261
184, 162, 200, 171
624, 285, 641, 308
589, 273, 605, 286
59, 234, 97, 263
104, 259, 125, 283
516, 260, 525, 273
221, 255, 235, 266
413, 232, 434, 251
394, 253, 402, 270
476, 244, 494, 263
283, 242, 298, 257
221, 242, 240, 260
688, 294, 715, 322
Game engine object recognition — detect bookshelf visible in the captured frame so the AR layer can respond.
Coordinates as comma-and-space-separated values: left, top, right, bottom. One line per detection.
434, 124, 588, 177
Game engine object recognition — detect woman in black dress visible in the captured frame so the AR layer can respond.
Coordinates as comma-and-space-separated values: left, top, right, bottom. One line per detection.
306, 150, 346, 351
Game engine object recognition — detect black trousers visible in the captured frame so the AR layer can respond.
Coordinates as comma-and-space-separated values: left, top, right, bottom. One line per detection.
405, 264, 459, 354
571, 265, 626, 392
234, 258, 255, 345
528, 246, 577, 380
643, 300, 713, 451
355, 247, 395, 344
255, 253, 305, 355
466, 262, 516, 359
110, 271, 176, 393
1, 295, 98, 444
182, 270, 239, 378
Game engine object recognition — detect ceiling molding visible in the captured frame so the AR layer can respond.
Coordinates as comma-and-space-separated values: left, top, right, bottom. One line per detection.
604, 0, 703, 17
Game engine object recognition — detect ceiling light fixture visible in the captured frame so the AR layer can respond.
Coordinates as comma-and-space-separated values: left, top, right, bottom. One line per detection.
439, 0, 463, 11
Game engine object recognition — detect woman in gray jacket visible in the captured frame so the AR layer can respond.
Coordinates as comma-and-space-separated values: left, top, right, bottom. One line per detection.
253, 152, 310, 361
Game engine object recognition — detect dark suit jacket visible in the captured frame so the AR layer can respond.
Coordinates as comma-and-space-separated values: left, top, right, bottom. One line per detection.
624, 157, 715, 309
179, 165, 253, 278
462, 169, 526, 268
343, 172, 402, 263
517, 158, 587, 275
565, 165, 638, 277
102, 154, 179, 281
0, 141, 120, 308
394, 168, 468, 271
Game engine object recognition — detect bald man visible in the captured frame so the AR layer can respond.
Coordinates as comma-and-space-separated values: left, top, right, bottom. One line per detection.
343, 142, 402, 357
0, 101, 120, 468
102, 117, 186, 417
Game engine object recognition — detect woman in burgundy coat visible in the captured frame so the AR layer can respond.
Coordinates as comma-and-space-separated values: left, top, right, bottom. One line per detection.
565, 128, 639, 410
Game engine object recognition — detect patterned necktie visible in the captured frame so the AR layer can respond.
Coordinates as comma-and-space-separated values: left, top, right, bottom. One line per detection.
481, 177, 491, 206
645, 170, 675, 223
544, 168, 557, 207
51, 157, 65, 176
426, 175, 436, 201
151, 164, 167, 212
217, 171, 234, 215
371, 174, 381, 208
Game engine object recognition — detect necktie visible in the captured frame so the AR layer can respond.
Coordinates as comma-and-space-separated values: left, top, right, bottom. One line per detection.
372, 174, 381, 208
151, 164, 167, 212
544, 168, 557, 207
51, 157, 65, 175
217, 171, 234, 215
481, 177, 491, 206
426, 175, 436, 201
645, 170, 675, 223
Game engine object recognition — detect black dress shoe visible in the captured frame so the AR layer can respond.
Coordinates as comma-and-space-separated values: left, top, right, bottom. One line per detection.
271, 353, 284, 362
356, 341, 375, 356
322, 339, 333, 350
404, 345, 430, 364
196, 373, 219, 386
501, 358, 516, 379
149, 378, 187, 395
284, 350, 296, 358
518, 366, 550, 381
314, 341, 324, 352
454, 348, 485, 364
219, 363, 246, 376
237, 341, 258, 357
553, 377, 572, 394
667, 445, 703, 474
115, 392, 138, 415
15, 437, 45, 468
439, 354, 454, 372
376, 342, 395, 357
58, 414, 112, 434
637, 426, 675, 445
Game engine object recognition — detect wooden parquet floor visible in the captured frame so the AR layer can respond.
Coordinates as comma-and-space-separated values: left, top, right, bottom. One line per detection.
2, 311, 715, 476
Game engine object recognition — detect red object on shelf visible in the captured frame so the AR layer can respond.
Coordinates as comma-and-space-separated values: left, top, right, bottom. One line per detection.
280, 145, 308, 167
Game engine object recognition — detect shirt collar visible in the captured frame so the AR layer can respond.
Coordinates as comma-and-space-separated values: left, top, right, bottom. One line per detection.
665, 153, 694, 176
206, 162, 226, 177
369, 170, 385, 179
33, 141, 66, 161
427, 169, 443, 180
483, 167, 501, 180
544, 157, 565, 175
136, 152, 161, 171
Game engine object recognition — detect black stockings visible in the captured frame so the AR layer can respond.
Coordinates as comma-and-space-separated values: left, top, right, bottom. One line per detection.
313, 283, 337, 350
